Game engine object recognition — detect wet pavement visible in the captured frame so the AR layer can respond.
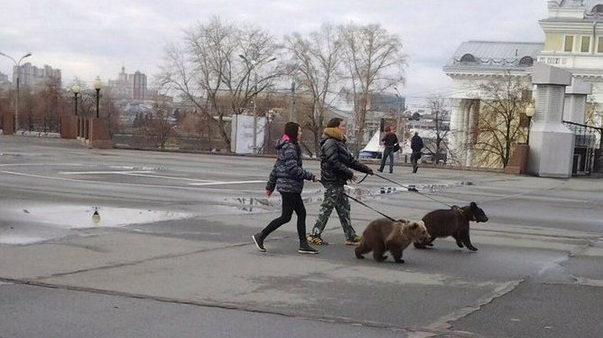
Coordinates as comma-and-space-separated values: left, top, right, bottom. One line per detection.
0, 135, 602, 338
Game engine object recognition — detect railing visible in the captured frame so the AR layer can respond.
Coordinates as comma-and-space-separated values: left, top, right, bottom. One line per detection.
562, 121, 603, 175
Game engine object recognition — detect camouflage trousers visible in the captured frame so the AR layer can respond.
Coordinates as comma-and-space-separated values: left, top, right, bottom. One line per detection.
311, 184, 356, 240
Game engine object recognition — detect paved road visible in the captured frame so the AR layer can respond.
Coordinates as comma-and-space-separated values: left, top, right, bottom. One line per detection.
0, 136, 602, 338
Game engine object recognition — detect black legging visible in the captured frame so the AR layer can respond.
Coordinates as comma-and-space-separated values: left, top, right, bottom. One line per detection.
261, 192, 307, 242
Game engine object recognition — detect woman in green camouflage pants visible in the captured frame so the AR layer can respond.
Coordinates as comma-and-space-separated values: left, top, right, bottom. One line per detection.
308, 118, 374, 245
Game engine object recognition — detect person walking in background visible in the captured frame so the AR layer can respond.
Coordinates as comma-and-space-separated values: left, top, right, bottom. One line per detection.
410, 132, 424, 173
307, 118, 374, 246
252, 122, 319, 254
377, 126, 399, 174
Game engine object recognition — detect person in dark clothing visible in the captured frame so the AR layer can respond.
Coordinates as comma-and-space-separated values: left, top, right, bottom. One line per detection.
307, 118, 374, 246
378, 126, 399, 174
252, 122, 319, 254
410, 132, 424, 173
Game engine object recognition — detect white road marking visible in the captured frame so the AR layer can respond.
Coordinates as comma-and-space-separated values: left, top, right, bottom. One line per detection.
189, 180, 265, 186
0, 169, 264, 189
61, 170, 217, 183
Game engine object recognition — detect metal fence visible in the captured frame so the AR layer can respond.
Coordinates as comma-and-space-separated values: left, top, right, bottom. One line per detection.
562, 121, 603, 175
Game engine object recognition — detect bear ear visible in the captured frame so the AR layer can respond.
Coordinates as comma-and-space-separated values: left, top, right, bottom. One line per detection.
470, 202, 477, 209
397, 219, 409, 224
409, 222, 419, 229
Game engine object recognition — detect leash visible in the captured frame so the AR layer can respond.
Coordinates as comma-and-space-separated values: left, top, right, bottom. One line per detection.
344, 193, 396, 222
318, 177, 396, 221
372, 172, 453, 208
355, 173, 369, 184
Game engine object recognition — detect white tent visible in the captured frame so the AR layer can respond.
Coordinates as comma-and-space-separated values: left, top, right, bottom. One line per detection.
360, 130, 383, 153
359, 131, 384, 158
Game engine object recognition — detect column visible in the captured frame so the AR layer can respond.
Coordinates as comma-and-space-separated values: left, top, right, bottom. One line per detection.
563, 78, 591, 124
528, 62, 574, 178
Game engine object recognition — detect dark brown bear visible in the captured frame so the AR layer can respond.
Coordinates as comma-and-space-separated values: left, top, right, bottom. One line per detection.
413, 202, 488, 251
355, 218, 429, 263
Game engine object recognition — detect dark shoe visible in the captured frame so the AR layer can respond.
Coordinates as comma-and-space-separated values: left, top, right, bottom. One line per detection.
389, 170, 393, 174
298, 242, 319, 254
252, 233, 266, 252
345, 235, 362, 246
377, 169, 383, 173
307, 234, 329, 245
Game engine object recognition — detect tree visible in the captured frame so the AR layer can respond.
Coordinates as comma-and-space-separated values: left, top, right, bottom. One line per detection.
473, 74, 532, 168
285, 24, 342, 154
338, 23, 406, 157
158, 16, 284, 152
426, 95, 450, 165
135, 100, 176, 149
585, 97, 602, 127
36, 79, 66, 132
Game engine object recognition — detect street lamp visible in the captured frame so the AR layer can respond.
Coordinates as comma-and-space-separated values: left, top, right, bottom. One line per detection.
525, 102, 535, 146
0, 51, 32, 132
71, 83, 81, 116
94, 76, 102, 118
238, 54, 277, 154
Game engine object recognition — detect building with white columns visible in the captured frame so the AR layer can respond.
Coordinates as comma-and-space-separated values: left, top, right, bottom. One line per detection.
443, 41, 542, 167
444, 0, 603, 169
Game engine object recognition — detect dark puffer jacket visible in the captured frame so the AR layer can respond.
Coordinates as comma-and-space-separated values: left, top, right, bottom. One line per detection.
319, 127, 372, 186
266, 136, 315, 194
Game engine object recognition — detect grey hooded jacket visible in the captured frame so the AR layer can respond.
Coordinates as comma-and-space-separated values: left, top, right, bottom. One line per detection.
266, 137, 315, 194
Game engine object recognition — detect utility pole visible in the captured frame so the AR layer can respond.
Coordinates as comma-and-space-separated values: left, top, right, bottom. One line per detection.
253, 70, 258, 154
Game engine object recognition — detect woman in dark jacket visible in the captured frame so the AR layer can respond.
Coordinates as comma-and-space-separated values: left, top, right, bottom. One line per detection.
307, 118, 374, 246
252, 122, 318, 254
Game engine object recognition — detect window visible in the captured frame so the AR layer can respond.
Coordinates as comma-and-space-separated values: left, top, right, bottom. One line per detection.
564, 36, 574, 52
597, 37, 603, 53
518, 56, 534, 66
581, 36, 591, 53
460, 53, 476, 64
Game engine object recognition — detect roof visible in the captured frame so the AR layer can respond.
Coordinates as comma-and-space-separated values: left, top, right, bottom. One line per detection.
557, 0, 603, 9
446, 41, 544, 68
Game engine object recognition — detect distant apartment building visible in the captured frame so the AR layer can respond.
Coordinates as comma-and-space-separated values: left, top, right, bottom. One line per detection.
107, 66, 156, 101
14, 63, 62, 89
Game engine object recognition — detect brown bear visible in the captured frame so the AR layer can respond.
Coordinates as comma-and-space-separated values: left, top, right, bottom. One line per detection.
413, 202, 488, 251
355, 218, 430, 263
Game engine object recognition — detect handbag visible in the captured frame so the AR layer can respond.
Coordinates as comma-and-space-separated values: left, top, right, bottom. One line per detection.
393, 143, 400, 152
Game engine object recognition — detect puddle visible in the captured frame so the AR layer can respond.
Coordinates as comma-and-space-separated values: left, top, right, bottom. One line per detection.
5, 205, 193, 229
0, 205, 194, 245
225, 187, 410, 213
1, 234, 48, 245
225, 197, 277, 213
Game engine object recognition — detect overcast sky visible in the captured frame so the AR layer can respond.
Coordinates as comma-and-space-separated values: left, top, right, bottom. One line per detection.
0, 0, 548, 105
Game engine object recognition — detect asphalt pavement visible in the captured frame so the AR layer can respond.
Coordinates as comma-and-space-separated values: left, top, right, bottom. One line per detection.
0, 135, 602, 338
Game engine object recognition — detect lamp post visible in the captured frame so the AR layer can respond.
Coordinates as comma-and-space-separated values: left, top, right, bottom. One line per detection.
71, 84, 81, 116
0, 51, 32, 132
525, 102, 535, 145
238, 54, 277, 154
94, 76, 102, 118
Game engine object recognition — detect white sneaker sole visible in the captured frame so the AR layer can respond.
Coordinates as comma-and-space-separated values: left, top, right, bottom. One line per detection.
298, 250, 319, 254
252, 235, 266, 252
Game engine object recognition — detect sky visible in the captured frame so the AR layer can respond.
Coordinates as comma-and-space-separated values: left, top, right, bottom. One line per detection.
0, 0, 549, 105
